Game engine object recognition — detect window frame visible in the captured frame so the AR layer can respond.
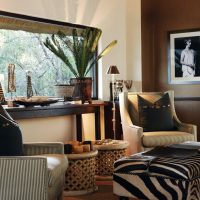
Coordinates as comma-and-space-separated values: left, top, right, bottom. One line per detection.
0, 10, 98, 99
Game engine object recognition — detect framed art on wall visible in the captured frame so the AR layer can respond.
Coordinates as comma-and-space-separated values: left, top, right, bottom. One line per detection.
168, 29, 200, 84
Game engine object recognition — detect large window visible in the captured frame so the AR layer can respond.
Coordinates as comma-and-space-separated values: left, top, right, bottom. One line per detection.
0, 11, 97, 98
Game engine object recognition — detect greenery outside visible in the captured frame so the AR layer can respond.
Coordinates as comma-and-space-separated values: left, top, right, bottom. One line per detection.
44, 27, 117, 78
0, 29, 93, 97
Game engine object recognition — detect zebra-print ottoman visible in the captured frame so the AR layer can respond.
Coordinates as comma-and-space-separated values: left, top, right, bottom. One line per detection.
113, 147, 200, 200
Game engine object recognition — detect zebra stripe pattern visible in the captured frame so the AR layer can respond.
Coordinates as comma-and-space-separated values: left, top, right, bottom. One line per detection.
113, 153, 200, 200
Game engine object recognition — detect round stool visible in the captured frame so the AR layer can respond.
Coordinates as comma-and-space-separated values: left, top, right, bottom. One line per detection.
64, 150, 98, 196
94, 140, 129, 176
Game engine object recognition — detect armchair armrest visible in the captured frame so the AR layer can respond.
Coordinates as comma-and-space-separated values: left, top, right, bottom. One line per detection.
174, 120, 197, 141
170, 89, 197, 141
23, 142, 64, 156
0, 156, 48, 200
122, 123, 143, 155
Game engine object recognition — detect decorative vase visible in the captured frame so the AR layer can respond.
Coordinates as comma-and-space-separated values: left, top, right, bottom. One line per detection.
70, 77, 92, 104
54, 84, 75, 100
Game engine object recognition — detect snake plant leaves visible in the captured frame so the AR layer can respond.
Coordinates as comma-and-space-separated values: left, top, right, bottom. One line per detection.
44, 27, 117, 78
85, 40, 117, 76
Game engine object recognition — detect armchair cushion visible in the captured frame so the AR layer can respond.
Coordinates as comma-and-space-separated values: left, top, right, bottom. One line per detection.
142, 131, 195, 147
138, 93, 175, 132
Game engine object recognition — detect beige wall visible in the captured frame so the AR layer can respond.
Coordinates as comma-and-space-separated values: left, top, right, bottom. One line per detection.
0, 0, 142, 142
126, 0, 142, 92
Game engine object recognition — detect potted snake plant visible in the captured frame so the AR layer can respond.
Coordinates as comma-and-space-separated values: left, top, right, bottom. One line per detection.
44, 27, 117, 103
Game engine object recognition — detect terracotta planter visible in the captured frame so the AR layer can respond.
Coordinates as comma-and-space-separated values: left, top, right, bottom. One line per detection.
70, 77, 92, 104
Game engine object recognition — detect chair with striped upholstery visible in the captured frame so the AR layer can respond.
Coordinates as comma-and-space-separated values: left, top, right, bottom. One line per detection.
0, 142, 68, 200
119, 90, 197, 155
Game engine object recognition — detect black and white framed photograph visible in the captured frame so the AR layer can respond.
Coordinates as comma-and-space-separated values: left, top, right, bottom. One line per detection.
168, 30, 200, 84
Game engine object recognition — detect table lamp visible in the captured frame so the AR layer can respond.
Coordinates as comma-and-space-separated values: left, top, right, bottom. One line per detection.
106, 65, 120, 139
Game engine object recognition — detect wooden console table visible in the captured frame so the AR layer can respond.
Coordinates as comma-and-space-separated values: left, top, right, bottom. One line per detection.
6, 101, 106, 141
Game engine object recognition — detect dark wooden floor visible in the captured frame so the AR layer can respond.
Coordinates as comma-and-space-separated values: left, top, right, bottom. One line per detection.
64, 180, 119, 200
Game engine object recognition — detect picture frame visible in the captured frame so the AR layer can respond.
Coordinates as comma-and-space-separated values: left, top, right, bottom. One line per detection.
168, 29, 200, 84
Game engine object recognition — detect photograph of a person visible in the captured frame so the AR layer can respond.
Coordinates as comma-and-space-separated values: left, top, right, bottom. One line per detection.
180, 38, 196, 77
169, 30, 200, 84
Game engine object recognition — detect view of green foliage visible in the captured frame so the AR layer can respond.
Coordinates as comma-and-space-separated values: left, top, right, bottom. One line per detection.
44, 28, 117, 78
0, 29, 90, 97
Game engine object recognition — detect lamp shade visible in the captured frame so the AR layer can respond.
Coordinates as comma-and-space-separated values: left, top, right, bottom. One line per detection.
106, 65, 120, 75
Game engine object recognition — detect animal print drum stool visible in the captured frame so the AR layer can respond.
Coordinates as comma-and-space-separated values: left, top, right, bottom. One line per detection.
113, 144, 200, 200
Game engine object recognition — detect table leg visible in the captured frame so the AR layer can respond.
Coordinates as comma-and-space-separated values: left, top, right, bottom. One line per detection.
76, 114, 82, 141
95, 107, 101, 140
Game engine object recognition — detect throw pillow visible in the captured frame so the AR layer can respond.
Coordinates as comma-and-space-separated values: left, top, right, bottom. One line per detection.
0, 104, 23, 156
138, 93, 175, 132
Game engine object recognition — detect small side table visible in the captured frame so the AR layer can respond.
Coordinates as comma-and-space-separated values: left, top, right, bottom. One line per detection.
94, 140, 129, 176
64, 150, 98, 196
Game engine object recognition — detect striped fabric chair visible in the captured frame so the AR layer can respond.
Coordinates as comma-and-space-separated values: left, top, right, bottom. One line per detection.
119, 90, 197, 155
0, 142, 68, 200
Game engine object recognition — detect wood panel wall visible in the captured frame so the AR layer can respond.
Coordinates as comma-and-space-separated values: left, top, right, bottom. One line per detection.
141, 0, 200, 140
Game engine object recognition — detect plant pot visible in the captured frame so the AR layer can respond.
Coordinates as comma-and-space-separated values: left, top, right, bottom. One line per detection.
54, 84, 75, 100
70, 77, 92, 104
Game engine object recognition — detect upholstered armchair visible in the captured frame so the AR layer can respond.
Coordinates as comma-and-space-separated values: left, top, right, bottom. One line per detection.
119, 90, 197, 155
0, 142, 68, 200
